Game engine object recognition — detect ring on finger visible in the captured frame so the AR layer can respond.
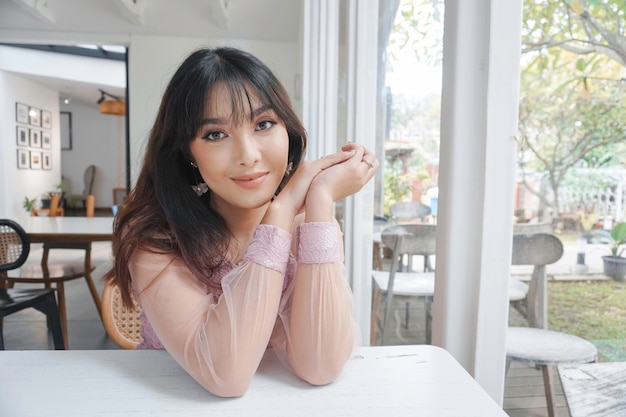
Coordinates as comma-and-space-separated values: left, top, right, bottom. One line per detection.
361, 158, 374, 169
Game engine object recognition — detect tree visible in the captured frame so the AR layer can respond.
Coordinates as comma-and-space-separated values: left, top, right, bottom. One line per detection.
522, 0, 626, 67
519, 0, 626, 216
518, 69, 626, 215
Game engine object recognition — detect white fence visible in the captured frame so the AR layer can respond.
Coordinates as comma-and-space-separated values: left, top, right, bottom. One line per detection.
560, 182, 626, 228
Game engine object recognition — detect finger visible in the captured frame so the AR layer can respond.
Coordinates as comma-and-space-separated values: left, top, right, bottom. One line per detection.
318, 149, 355, 167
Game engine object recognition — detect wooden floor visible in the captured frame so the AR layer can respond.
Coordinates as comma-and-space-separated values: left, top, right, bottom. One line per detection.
3, 243, 570, 417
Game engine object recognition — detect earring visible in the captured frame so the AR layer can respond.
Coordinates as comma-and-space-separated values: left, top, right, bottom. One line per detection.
189, 161, 209, 196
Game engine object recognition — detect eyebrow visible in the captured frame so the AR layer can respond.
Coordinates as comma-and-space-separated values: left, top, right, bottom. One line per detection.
200, 104, 274, 126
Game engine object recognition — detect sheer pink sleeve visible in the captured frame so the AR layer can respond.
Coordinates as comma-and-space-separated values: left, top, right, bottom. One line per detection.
129, 225, 290, 398
271, 221, 359, 385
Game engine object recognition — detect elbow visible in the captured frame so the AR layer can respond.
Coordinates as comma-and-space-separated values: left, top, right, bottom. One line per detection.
200, 374, 252, 398
291, 356, 347, 386
193, 359, 255, 398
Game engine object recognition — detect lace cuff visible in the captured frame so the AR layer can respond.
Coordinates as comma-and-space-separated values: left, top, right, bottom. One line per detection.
243, 224, 292, 275
297, 222, 341, 264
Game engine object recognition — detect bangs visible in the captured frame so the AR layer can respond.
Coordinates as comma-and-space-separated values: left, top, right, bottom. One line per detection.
203, 71, 274, 126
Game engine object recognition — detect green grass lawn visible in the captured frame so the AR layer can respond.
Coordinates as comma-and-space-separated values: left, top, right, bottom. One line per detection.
548, 279, 626, 362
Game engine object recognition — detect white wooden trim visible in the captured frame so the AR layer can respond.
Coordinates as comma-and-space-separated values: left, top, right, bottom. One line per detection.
300, 0, 378, 345
432, 0, 523, 404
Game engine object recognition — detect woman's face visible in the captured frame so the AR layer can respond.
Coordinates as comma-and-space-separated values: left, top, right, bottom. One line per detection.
189, 83, 289, 216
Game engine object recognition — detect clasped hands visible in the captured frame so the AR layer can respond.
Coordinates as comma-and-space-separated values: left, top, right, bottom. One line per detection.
275, 142, 379, 218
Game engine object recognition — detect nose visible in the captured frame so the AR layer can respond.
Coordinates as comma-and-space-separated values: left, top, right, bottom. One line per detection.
233, 131, 261, 167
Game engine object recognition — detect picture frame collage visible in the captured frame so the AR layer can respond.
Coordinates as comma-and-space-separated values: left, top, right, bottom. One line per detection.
16, 102, 52, 170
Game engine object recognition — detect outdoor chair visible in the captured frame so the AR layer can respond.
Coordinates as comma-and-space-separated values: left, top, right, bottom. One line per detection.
510, 222, 554, 324
101, 279, 142, 349
0, 219, 64, 350
505, 232, 598, 417
1, 219, 101, 348
371, 223, 437, 345
390, 201, 431, 223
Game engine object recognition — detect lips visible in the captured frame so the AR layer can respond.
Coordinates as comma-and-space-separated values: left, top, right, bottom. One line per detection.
230, 172, 269, 189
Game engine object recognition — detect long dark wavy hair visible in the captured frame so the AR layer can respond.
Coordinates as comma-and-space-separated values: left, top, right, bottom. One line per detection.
105, 47, 307, 306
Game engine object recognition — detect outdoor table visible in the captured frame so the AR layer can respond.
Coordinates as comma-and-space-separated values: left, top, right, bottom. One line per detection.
558, 361, 626, 417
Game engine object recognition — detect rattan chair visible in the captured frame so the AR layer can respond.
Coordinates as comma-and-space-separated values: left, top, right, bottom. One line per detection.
0, 219, 65, 349
101, 279, 142, 349
2, 219, 100, 348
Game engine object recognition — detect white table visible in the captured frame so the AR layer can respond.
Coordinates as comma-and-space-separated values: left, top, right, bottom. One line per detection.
13, 216, 114, 243
0, 345, 507, 416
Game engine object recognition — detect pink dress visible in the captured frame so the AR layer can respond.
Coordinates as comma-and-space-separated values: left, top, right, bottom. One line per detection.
129, 221, 358, 397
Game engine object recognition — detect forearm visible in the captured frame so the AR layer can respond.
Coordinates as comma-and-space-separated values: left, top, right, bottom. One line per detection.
285, 222, 358, 385
132, 226, 291, 397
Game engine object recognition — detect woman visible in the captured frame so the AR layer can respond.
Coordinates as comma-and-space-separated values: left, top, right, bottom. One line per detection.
106, 47, 378, 397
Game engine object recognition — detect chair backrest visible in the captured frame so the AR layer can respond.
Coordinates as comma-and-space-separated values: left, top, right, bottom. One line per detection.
112, 187, 128, 206
101, 280, 143, 349
511, 233, 563, 267
511, 232, 563, 329
48, 194, 62, 217
381, 224, 437, 256
381, 224, 437, 272
513, 222, 553, 236
0, 219, 30, 272
390, 202, 431, 222
83, 165, 96, 195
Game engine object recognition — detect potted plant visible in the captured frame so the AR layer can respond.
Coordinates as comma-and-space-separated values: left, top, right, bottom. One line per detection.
602, 222, 626, 281
23, 196, 37, 213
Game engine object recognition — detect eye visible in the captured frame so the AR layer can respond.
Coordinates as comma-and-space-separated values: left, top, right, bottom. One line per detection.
256, 120, 276, 131
203, 130, 227, 141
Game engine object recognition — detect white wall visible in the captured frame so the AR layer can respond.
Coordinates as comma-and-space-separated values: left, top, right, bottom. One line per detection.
127, 35, 300, 185
0, 71, 61, 219
60, 100, 126, 209
0, 44, 126, 217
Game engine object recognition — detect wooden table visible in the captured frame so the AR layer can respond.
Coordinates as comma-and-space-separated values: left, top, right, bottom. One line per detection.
558, 362, 626, 417
14, 216, 114, 243
0, 345, 508, 417
7, 216, 114, 347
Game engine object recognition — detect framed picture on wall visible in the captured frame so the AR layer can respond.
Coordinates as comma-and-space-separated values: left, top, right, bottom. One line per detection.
16, 102, 29, 124
29, 107, 41, 127
42, 152, 52, 170
16, 126, 28, 147
41, 110, 52, 129
30, 129, 41, 148
17, 149, 29, 169
30, 151, 42, 170
42, 131, 52, 149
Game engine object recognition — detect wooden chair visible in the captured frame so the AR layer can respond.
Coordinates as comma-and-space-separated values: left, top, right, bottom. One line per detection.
101, 280, 142, 349
112, 187, 128, 206
31, 193, 64, 217
68, 165, 96, 209
2, 218, 101, 348
371, 224, 437, 345
0, 219, 65, 349
86, 194, 95, 218
505, 233, 598, 417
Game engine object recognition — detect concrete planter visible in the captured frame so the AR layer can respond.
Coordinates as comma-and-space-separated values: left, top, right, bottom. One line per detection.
602, 256, 626, 281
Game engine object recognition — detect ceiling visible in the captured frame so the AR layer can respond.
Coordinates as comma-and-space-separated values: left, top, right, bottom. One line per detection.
0, 0, 301, 110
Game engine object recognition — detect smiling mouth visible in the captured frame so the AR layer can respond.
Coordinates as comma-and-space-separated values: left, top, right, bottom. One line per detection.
231, 172, 268, 188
